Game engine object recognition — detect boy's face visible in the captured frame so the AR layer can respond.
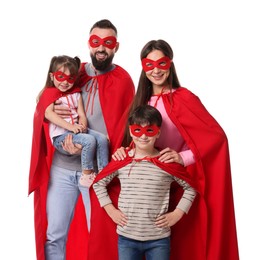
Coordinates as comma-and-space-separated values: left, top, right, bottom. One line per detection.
129, 124, 160, 150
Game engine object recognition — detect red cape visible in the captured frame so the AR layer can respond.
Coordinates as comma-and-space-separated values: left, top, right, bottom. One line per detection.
29, 86, 81, 195
94, 152, 196, 184
88, 87, 239, 260
28, 64, 135, 260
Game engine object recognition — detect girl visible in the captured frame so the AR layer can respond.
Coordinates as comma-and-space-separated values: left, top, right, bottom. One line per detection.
42, 55, 109, 187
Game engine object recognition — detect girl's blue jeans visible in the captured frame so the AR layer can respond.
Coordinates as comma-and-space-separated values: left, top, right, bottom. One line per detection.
118, 235, 170, 260
53, 128, 109, 172
45, 165, 91, 260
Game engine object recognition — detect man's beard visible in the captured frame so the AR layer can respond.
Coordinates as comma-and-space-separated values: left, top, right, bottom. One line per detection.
91, 52, 114, 71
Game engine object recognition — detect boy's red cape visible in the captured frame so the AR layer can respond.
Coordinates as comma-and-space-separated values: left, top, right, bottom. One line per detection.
28, 63, 135, 260
88, 87, 239, 260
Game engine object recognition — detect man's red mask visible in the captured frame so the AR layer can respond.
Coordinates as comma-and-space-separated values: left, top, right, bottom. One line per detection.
89, 35, 117, 49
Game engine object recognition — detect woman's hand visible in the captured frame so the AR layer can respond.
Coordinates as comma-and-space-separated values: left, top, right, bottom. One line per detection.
62, 134, 82, 155
159, 147, 184, 165
112, 147, 127, 161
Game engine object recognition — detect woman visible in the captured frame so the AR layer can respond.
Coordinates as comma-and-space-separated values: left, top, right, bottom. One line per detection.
111, 39, 239, 259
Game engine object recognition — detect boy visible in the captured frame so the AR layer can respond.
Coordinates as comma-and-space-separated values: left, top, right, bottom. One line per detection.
93, 105, 197, 260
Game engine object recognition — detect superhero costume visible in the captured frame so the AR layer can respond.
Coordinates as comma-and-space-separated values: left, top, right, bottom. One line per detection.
88, 87, 239, 260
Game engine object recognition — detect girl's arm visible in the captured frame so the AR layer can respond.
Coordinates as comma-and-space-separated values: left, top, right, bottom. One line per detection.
45, 103, 84, 134
76, 96, 88, 131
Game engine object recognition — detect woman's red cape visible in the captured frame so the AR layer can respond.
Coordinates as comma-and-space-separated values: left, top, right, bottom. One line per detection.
88, 87, 239, 260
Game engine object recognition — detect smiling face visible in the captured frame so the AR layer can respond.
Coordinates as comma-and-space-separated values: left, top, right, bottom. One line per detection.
88, 28, 119, 70
143, 50, 171, 93
50, 67, 75, 92
129, 123, 160, 153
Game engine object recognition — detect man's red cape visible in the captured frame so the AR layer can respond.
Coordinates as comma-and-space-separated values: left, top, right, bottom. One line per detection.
28, 64, 135, 260
88, 87, 239, 260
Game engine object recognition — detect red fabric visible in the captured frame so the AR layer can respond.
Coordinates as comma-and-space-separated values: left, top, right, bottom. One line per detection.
29, 86, 81, 195
28, 64, 135, 260
28, 86, 81, 259
88, 87, 239, 260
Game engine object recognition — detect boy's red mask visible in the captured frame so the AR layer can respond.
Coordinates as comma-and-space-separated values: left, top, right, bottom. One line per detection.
129, 124, 160, 137
141, 56, 171, 72
53, 71, 76, 84
89, 35, 117, 49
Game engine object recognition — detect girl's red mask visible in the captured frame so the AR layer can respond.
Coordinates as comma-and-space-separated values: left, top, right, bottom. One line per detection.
52, 71, 76, 84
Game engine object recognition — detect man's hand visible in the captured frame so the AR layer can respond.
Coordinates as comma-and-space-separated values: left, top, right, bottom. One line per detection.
62, 134, 82, 155
54, 100, 72, 118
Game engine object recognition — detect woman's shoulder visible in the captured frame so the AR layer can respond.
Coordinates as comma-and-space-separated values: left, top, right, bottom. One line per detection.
173, 86, 197, 100
175, 86, 192, 94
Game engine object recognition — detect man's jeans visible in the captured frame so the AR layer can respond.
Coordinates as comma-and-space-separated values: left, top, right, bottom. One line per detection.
45, 165, 91, 260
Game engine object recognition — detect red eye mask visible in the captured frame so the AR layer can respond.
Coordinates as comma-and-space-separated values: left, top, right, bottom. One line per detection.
88, 35, 117, 49
53, 71, 76, 84
129, 124, 160, 137
141, 56, 171, 72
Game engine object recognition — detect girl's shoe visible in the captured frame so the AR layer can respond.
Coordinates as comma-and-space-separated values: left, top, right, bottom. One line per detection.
79, 172, 96, 188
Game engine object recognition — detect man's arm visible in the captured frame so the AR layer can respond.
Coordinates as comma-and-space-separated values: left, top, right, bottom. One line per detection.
54, 99, 73, 118
52, 99, 83, 154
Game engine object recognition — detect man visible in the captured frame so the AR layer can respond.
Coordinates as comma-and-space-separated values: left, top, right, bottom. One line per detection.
29, 19, 135, 260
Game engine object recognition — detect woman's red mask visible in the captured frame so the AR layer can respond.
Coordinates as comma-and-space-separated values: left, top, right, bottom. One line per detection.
141, 56, 171, 72
129, 124, 160, 137
53, 71, 76, 84
88, 35, 117, 49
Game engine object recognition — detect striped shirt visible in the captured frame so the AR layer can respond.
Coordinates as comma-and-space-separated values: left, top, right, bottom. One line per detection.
93, 160, 197, 241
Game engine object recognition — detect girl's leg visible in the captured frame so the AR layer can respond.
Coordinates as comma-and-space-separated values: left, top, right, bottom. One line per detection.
45, 166, 80, 260
72, 133, 97, 187
87, 129, 109, 171
53, 132, 73, 155
72, 133, 96, 171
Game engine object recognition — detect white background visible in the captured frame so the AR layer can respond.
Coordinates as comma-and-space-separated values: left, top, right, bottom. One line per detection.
1, 0, 266, 259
